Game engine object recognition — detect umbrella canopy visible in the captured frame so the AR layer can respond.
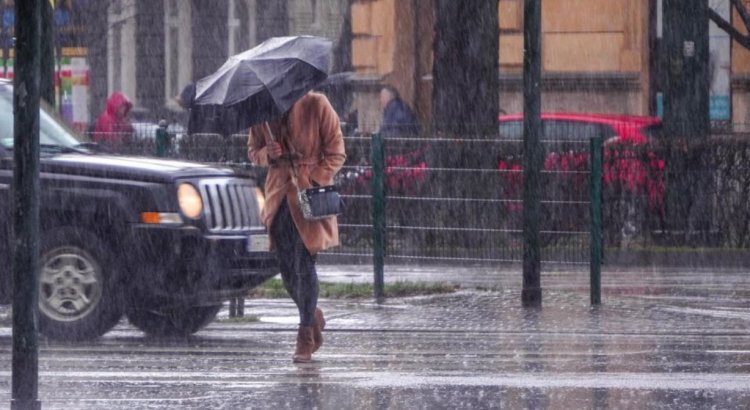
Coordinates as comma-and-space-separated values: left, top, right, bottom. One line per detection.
189, 35, 332, 135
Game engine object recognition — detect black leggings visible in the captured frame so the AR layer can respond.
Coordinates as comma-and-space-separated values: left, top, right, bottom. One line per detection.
270, 199, 319, 327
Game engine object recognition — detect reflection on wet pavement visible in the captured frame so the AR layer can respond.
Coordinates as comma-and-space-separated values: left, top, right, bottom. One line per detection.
0, 265, 749, 409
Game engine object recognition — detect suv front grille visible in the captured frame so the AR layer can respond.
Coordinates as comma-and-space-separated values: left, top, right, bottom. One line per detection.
198, 178, 261, 232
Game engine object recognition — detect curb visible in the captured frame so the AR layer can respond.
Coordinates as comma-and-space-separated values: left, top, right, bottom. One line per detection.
603, 249, 750, 268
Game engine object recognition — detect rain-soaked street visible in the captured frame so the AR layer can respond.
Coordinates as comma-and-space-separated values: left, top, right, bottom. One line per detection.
1, 264, 749, 409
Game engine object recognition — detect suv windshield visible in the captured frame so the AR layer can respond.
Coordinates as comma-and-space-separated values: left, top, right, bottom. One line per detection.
0, 84, 84, 150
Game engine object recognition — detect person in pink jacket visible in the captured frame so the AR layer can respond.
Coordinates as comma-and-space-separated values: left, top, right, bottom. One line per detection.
93, 92, 134, 151
248, 92, 346, 363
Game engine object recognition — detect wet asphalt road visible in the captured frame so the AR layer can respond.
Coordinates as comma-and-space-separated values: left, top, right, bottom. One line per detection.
0, 264, 749, 409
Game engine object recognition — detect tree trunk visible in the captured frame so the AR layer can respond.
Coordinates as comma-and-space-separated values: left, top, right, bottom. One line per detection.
432, 0, 499, 137
662, 0, 710, 139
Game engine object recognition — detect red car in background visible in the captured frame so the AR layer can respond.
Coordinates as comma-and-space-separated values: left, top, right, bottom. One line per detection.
499, 112, 662, 144
497, 113, 665, 219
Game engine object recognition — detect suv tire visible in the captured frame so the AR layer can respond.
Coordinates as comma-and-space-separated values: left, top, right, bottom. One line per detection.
38, 227, 124, 341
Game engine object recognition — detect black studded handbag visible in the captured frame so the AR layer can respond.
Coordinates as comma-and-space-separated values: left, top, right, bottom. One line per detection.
264, 122, 344, 220
297, 182, 345, 220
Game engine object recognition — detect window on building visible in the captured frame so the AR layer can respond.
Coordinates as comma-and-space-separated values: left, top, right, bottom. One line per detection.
228, 0, 256, 56
164, 0, 192, 108
107, 0, 136, 101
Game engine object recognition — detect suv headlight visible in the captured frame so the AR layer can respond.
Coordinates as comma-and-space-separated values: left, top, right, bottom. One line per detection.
177, 183, 203, 219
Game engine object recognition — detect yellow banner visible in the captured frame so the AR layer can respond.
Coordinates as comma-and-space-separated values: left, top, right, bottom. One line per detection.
61, 47, 88, 57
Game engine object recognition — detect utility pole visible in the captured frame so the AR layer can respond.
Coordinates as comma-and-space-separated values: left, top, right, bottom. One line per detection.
12, 0, 42, 409
522, 0, 542, 308
662, 0, 710, 138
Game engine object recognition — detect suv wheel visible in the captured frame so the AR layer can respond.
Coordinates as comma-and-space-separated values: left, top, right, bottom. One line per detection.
126, 305, 222, 337
38, 228, 124, 341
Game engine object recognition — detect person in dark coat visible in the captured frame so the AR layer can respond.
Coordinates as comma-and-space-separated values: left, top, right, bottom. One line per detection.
378, 85, 420, 138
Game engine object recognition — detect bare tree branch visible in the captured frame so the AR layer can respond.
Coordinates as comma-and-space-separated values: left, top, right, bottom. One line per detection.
709, 5, 750, 50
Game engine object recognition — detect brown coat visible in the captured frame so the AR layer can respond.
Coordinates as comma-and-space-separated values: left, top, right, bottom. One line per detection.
247, 92, 346, 254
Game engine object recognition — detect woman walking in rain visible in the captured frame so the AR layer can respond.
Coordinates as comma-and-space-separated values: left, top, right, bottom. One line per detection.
247, 91, 346, 363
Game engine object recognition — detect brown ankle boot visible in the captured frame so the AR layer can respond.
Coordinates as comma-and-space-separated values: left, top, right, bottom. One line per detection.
293, 326, 315, 363
312, 308, 326, 353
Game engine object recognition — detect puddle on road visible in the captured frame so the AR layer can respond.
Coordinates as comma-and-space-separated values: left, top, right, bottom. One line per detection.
260, 316, 299, 325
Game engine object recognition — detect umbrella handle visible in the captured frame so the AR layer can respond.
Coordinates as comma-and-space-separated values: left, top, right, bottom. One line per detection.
264, 122, 276, 143
265, 121, 304, 188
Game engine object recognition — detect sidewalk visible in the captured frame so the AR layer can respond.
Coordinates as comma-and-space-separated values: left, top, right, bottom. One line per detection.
290, 263, 750, 337
235, 263, 750, 409
1, 263, 749, 409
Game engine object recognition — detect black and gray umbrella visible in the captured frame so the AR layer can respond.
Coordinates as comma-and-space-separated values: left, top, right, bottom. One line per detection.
189, 35, 332, 135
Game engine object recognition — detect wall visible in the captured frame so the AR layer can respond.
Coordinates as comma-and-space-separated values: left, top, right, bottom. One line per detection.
350, 0, 654, 132
288, 0, 349, 43
499, 0, 646, 73
498, 0, 650, 115
500, 89, 644, 116
351, 0, 394, 76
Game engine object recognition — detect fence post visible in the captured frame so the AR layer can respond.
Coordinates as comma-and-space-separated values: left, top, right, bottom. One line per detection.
522, 0, 543, 308
590, 137, 603, 305
371, 133, 386, 300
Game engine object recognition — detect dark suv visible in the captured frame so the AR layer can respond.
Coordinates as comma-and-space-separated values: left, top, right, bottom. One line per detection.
0, 81, 277, 341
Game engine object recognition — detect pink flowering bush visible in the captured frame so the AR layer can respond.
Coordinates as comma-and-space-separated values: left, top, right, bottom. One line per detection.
354, 149, 428, 195
603, 142, 665, 213
497, 142, 665, 213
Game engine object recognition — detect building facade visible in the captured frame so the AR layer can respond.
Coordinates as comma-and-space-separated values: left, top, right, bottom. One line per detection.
98, 0, 300, 125
103, 0, 350, 126
349, 0, 750, 133
3, 0, 746, 133
0, 0, 349, 130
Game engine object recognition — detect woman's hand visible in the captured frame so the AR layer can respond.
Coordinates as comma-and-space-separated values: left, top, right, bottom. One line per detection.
267, 141, 283, 160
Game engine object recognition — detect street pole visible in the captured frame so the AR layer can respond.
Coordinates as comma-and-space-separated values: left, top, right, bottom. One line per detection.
522, 0, 542, 308
589, 137, 603, 305
12, 0, 43, 409
371, 133, 386, 301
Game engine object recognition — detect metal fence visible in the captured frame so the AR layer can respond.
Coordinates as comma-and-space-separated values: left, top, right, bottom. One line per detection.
85, 130, 596, 266
327, 134, 593, 266
84, 128, 750, 265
